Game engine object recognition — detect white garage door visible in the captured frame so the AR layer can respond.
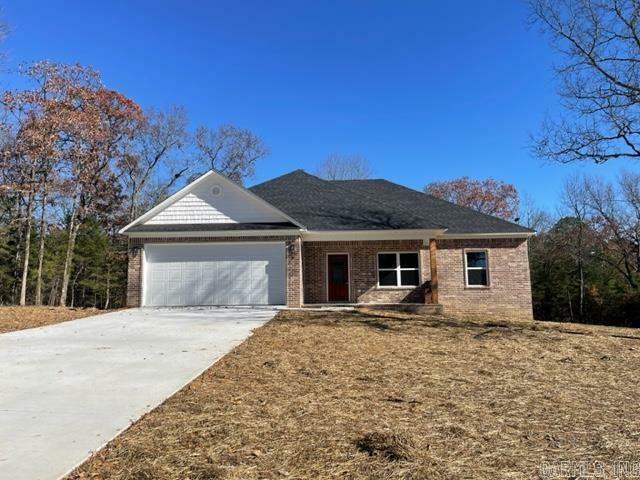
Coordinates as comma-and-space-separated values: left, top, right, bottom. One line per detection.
143, 243, 286, 306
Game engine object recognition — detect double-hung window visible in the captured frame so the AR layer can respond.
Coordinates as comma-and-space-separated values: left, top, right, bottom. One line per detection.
465, 250, 489, 287
378, 252, 420, 287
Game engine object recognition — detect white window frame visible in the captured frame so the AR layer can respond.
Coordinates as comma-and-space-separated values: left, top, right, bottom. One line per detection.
377, 251, 421, 288
464, 249, 490, 288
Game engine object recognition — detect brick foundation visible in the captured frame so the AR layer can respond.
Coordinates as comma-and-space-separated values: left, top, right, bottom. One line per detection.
436, 238, 533, 320
301, 240, 430, 304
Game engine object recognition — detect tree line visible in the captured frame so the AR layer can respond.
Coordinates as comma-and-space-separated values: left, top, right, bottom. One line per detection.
3, 0, 640, 328
528, 173, 640, 326
426, 173, 640, 327
0, 59, 376, 310
0, 61, 268, 308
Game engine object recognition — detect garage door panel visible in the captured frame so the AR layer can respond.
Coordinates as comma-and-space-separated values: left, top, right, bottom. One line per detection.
248, 289, 267, 305
144, 243, 285, 306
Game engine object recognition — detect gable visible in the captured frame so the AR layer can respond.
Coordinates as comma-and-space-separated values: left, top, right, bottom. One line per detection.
118, 170, 303, 235
144, 174, 289, 225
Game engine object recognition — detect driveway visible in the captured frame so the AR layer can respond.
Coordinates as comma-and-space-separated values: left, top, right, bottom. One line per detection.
0, 307, 276, 480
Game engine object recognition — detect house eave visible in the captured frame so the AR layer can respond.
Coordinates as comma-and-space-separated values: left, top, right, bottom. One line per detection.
437, 231, 535, 239
123, 228, 533, 241
301, 229, 447, 242
125, 229, 304, 238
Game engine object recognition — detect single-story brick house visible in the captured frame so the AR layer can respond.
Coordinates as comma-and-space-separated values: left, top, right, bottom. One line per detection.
120, 169, 534, 319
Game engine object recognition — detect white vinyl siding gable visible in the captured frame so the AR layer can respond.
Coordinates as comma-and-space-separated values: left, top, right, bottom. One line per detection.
144, 179, 288, 225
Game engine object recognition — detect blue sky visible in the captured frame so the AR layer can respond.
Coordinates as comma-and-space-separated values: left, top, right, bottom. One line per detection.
2, 0, 636, 210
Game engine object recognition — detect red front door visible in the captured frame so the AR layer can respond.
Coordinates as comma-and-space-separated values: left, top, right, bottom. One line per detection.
328, 254, 349, 302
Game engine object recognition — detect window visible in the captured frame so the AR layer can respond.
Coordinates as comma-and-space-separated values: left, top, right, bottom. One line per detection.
465, 250, 489, 287
378, 252, 420, 287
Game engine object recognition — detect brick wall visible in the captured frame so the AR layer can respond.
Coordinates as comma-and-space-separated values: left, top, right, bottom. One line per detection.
436, 237, 533, 320
126, 245, 142, 307
301, 240, 430, 304
286, 237, 302, 307
125, 235, 533, 318
126, 235, 301, 307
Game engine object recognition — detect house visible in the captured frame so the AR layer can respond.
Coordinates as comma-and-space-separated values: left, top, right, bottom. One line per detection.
120, 169, 534, 320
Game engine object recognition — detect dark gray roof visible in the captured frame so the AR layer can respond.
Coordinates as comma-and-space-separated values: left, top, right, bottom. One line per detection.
249, 170, 444, 231
335, 179, 532, 234
126, 222, 297, 233
249, 170, 532, 235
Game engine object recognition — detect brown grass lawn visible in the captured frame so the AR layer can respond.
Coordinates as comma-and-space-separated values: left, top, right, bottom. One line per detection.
0, 306, 100, 333
69, 310, 640, 479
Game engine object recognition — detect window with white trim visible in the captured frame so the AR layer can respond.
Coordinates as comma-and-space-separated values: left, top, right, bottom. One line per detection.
377, 252, 420, 287
465, 250, 489, 287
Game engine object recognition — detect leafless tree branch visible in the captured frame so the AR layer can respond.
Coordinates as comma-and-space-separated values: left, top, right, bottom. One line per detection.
530, 0, 640, 164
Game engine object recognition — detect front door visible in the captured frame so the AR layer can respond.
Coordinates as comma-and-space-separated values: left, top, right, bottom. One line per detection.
328, 254, 349, 302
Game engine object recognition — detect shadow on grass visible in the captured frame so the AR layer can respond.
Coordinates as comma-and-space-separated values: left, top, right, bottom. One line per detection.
277, 309, 513, 334
276, 309, 640, 342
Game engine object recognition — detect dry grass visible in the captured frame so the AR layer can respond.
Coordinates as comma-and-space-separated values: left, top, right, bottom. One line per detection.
0, 306, 100, 334
69, 310, 640, 479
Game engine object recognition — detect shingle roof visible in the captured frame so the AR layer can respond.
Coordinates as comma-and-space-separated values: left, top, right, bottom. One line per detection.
249, 170, 444, 231
126, 222, 297, 233
249, 170, 532, 235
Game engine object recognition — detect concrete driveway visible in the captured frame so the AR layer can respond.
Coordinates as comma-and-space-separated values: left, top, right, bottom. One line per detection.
0, 307, 276, 480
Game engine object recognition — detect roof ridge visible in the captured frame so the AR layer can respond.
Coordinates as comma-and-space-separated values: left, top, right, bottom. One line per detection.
249, 169, 309, 190
329, 178, 386, 183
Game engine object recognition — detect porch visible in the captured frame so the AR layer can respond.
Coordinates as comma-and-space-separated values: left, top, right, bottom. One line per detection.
300, 238, 440, 306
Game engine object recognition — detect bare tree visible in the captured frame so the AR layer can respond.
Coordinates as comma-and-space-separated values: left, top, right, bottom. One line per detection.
530, 0, 640, 164
193, 124, 269, 184
619, 171, 640, 283
561, 175, 594, 320
54, 72, 143, 307
119, 105, 188, 221
316, 153, 373, 180
582, 172, 640, 289
34, 183, 49, 305
520, 193, 553, 231
0, 139, 31, 306
0, 62, 70, 305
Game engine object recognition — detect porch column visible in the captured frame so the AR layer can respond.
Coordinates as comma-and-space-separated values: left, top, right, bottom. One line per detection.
126, 242, 143, 308
286, 237, 303, 307
429, 238, 438, 304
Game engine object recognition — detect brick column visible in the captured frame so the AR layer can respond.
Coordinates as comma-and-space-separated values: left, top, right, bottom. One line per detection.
126, 244, 143, 307
286, 237, 302, 307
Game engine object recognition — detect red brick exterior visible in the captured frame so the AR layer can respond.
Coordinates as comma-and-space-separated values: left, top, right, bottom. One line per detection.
126, 235, 302, 307
125, 235, 533, 320
126, 246, 143, 307
436, 238, 533, 320
301, 240, 430, 304
286, 237, 303, 307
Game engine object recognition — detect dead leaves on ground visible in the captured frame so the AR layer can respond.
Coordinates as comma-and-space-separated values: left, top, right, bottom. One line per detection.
69, 310, 640, 479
